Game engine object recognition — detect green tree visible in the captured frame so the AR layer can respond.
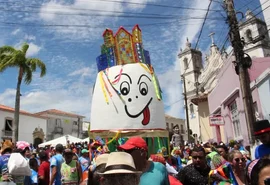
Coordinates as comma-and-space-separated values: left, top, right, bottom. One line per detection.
0, 43, 46, 142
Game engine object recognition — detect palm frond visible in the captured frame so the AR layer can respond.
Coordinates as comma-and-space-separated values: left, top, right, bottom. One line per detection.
0, 46, 16, 55
0, 57, 17, 73
23, 66, 32, 85
28, 58, 46, 77
21, 43, 29, 55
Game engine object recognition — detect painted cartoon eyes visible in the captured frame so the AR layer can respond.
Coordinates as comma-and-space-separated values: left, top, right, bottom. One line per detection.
139, 82, 148, 96
120, 81, 130, 96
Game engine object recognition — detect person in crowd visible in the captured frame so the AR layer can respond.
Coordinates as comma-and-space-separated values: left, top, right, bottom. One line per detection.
216, 145, 229, 160
254, 120, 270, 159
87, 153, 109, 185
228, 150, 246, 185
49, 144, 64, 185
38, 151, 50, 185
61, 148, 82, 185
79, 149, 90, 172
16, 141, 31, 161
246, 157, 270, 185
149, 154, 182, 185
118, 137, 170, 185
25, 158, 38, 185
101, 152, 141, 185
0, 140, 13, 182
178, 146, 210, 185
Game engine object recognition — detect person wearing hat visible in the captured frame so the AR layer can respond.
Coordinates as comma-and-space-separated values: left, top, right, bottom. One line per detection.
86, 153, 109, 185
118, 137, 170, 185
254, 120, 270, 159
100, 152, 141, 185
79, 149, 90, 172
61, 149, 82, 185
0, 140, 13, 182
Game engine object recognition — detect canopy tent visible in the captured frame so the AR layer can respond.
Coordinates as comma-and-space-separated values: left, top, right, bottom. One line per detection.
82, 137, 90, 142
38, 135, 82, 148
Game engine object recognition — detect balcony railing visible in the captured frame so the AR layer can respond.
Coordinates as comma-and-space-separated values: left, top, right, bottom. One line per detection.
2, 130, 12, 138
54, 127, 63, 134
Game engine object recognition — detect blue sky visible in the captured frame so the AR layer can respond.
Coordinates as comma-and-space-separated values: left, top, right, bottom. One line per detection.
0, 0, 262, 120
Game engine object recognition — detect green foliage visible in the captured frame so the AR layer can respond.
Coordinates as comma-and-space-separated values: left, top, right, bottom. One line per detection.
0, 42, 47, 82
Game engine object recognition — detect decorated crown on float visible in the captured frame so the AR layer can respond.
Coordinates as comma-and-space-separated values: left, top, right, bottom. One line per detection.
96, 25, 151, 72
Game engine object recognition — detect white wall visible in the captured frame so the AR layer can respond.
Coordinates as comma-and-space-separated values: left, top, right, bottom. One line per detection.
0, 111, 47, 143
260, 0, 270, 35
257, 75, 270, 120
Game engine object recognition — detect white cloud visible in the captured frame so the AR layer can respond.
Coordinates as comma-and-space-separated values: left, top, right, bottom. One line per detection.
0, 89, 16, 106
11, 28, 21, 35
38, 0, 159, 40
14, 41, 41, 57
0, 72, 93, 120
26, 43, 42, 57
24, 35, 36, 41
69, 67, 95, 78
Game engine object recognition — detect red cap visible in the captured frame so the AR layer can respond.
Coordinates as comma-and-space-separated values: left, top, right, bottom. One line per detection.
118, 137, 148, 151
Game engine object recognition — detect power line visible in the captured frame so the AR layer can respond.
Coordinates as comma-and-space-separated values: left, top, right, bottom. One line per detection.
0, 3, 197, 18
0, 21, 200, 29
0, 0, 222, 12
0, 7, 225, 21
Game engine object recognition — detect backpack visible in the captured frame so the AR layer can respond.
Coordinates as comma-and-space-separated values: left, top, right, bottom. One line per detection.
7, 153, 31, 176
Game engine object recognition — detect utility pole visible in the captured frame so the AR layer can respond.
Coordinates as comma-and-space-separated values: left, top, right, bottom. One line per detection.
224, 0, 256, 145
181, 75, 191, 143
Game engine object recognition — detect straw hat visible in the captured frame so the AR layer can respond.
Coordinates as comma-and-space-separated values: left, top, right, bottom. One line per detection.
96, 153, 109, 167
1, 140, 13, 154
101, 152, 141, 175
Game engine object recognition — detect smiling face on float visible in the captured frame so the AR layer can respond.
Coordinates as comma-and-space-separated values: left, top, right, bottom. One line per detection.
90, 63, 165, 131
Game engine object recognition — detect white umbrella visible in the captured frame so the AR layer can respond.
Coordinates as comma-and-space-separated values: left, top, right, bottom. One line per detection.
38, 135, 83, 148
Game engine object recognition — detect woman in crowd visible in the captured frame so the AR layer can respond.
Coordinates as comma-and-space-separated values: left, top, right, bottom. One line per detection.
246, 157, 270, 185
228, 150, 246, 185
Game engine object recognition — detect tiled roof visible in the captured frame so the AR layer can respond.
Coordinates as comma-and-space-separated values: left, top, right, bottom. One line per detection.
0, 104, 47, 119
35, 109, 85, 118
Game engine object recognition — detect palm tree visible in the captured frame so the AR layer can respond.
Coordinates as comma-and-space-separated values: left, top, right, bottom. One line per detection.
0, 43, 46, 142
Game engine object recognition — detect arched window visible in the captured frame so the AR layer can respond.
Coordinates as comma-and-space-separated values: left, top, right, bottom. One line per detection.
246, 29, 252, 42
183, 58, 188, 70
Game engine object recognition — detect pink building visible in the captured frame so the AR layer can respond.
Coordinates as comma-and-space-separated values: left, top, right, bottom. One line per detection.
208, 57, 270, 146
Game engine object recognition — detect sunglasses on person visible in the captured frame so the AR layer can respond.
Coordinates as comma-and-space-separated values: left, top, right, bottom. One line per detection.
234, 158, 246, 162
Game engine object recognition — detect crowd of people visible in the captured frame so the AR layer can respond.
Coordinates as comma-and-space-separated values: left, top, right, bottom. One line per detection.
0, 119, 269, 185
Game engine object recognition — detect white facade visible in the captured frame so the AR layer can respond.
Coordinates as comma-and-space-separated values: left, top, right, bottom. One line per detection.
0, 108, 47, 144
251, 68, 270, 120
239, 10, 270, 58
178, 39, 203, 139
260, 0, 270, 34
35, 110, 84, 141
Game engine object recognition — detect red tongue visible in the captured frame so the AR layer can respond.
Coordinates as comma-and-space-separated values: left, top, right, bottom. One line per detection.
142, 106, 150, 125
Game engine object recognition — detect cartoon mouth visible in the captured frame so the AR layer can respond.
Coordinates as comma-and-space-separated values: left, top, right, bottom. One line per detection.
124, 97, 153, 126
